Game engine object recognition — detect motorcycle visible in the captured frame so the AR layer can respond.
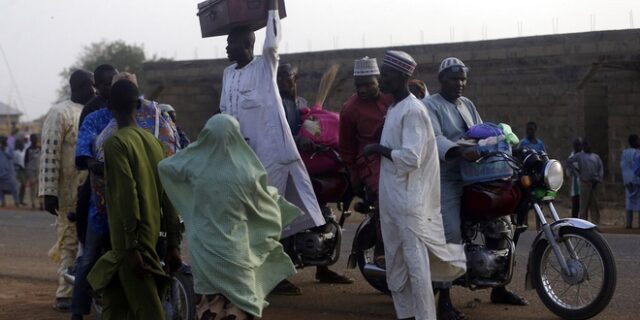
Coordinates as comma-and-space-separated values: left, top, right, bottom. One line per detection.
281, 147, 355, 268
347, 147, 617, 320
64, 235, 196, 320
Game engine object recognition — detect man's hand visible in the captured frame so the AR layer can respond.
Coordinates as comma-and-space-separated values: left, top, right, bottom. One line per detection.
128, 249, 153, 278
350, 179, 364, 197
364, 144, 393, 160
268, 0, 278, 10
86, 158, 105, 177
363, 144, 381, 157
295, 136, 316, 153
44, 195, 59, 216
165, 247, 183, 273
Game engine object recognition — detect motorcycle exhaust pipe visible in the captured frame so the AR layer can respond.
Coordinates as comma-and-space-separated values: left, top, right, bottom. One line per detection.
362, 263, 386, 278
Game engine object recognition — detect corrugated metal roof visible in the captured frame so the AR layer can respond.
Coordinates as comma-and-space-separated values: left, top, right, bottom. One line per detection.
0, 102, 23, 116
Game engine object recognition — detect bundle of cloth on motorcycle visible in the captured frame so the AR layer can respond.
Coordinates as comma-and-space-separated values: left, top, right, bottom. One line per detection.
158, 114, 300, 318
457, 122, 519, 185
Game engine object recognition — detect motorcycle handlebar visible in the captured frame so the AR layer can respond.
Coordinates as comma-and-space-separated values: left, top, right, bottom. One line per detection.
474, 151, 522, 171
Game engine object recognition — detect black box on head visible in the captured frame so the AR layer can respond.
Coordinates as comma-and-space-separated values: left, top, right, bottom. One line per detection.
197, 0, 287, 38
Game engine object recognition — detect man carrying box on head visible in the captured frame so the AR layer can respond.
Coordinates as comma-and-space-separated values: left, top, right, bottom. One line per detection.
219, 0, 325, 258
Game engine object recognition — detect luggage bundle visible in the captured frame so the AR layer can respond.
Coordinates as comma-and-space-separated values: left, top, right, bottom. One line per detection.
197, 0, 287, 37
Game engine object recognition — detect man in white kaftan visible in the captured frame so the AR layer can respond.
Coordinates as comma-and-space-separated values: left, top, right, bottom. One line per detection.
219, 6, 324, 237
39, 70, 94, 310
366, 51, 466, 320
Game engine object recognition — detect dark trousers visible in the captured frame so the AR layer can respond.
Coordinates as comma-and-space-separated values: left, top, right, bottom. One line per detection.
571, 195, 580, 218
579, 182, 600, 224
70, 225, 109, 315
76, 178, 91, 245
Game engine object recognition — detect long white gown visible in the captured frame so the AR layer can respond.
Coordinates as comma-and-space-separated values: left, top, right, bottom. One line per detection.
219, 10, 324, 237
379, 94, 467, 320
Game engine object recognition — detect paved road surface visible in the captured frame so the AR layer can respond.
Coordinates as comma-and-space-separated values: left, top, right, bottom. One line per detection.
1, 209, 638, 319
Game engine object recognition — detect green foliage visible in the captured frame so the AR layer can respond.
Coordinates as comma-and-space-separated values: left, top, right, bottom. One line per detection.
57, 40, 170, 100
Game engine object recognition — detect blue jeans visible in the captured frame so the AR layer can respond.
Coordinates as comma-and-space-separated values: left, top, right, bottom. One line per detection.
70, 225, 109, 315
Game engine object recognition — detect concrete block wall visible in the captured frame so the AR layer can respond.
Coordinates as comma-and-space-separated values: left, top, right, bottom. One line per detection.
144, 29, 640, 206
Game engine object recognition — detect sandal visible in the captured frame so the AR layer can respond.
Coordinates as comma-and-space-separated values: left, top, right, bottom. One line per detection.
490, 287, 529, 306
437, 301, 468, 320
315, 268, 354, 284
271, 279, 302, 296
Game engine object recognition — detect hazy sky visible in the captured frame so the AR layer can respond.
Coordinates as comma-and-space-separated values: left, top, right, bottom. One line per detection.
1, 0, 638, 120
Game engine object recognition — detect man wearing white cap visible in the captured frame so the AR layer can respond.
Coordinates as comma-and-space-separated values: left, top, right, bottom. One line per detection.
424, 57, 528, 320
339, 57, 392, 201
339, 57, 393, 266
158, 104, 190, 149
364, 51, 466, 320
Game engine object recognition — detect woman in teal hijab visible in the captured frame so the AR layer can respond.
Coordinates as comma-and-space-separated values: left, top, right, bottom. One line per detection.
158, 114, 301, 320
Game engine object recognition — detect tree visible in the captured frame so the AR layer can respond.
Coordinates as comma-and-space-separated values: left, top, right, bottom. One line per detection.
57, 40, 169, 100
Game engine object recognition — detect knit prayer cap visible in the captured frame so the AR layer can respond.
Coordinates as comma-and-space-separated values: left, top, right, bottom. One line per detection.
382, 50, 417, 76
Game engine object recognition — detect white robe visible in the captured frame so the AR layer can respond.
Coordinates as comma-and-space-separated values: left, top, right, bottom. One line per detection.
379, 94, 467, 320
219, 10, 324, 237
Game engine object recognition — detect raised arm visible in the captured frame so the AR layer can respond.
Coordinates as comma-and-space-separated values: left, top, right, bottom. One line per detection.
263, 0, 282, 75
268, 0, 278, 11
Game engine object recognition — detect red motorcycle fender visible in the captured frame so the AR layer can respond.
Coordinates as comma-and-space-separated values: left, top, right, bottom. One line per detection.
524, 218, 597, 290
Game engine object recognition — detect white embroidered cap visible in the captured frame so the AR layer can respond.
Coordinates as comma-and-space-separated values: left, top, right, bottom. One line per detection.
354, 57, 380, 77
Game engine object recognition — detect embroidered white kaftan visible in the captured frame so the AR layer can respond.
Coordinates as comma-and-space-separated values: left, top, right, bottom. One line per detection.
219, 10, 324, 237
379, 94, 466, 320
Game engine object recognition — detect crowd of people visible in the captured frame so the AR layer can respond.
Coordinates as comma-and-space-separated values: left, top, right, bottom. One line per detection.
0, 128, 42, 209
29, 1, 639, 319
564, 134, 640, 229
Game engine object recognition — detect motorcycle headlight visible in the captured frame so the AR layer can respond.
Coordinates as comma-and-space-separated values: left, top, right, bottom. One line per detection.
543, 160, 564, 191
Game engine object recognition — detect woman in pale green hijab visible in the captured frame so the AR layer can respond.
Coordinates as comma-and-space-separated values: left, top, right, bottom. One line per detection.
158, 114, 301, 320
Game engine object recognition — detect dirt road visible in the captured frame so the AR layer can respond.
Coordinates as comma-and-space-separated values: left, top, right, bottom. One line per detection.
1, 209, 638, 319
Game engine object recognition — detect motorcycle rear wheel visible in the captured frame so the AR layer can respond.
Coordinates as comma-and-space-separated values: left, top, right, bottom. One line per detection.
531, 227, 616, 320
355, 247, 390, 295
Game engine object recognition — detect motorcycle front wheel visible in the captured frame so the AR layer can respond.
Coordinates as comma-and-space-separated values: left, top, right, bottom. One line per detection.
531, 227, 616, 320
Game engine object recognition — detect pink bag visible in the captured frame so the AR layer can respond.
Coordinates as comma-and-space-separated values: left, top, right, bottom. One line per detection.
299, 104, 340, 149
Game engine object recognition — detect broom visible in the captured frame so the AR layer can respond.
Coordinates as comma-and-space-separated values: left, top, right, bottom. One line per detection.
302, 64, 341, 138
313, 63, 341, 109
